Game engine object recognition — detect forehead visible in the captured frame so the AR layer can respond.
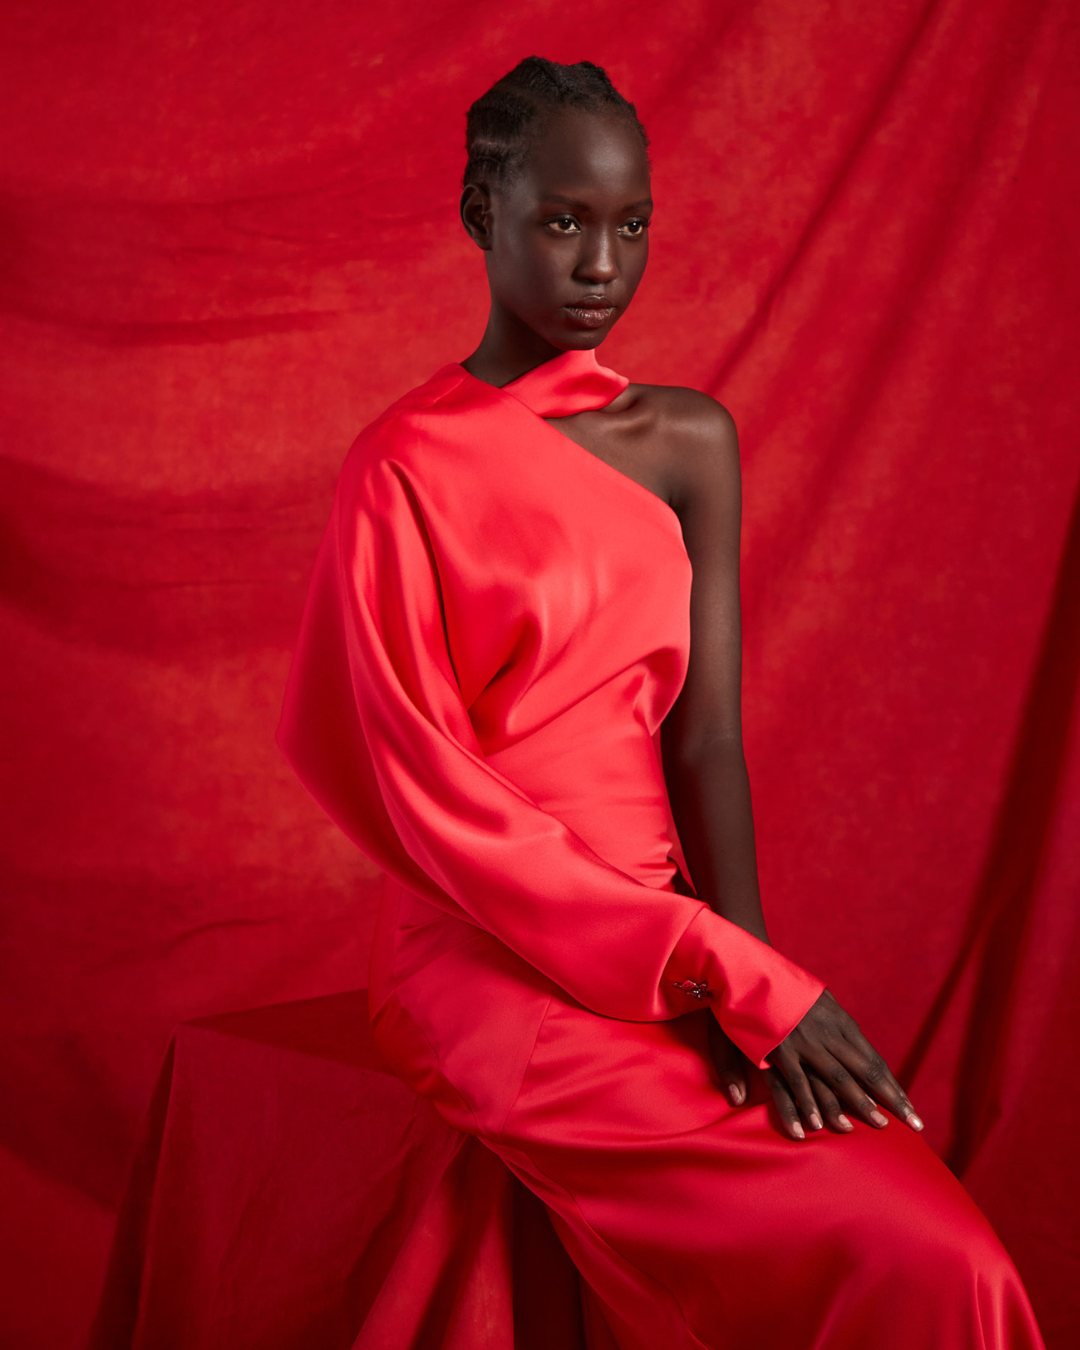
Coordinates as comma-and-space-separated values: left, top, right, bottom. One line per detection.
514, 108, 650, 202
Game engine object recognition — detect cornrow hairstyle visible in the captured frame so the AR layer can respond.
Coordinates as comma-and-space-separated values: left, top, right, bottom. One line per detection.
463, 56, 649, 191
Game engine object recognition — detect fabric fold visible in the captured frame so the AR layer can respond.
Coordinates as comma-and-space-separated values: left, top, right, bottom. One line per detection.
278, 354, 823, 1061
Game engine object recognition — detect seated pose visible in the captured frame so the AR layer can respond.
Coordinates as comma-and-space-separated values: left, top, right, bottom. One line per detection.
279, 56, 1045, 1350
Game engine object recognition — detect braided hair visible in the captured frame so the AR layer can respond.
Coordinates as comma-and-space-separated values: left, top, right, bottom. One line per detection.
463, 56, 649, 191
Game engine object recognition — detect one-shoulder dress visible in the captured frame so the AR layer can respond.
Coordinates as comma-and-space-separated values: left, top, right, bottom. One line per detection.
278, 350, 1044, 1350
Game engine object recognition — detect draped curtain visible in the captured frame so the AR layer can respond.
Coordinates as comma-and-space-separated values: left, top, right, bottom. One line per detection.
1, 1, 1077, 1345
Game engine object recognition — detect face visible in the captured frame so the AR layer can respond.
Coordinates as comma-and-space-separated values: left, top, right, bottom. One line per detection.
462, 108, 652, 352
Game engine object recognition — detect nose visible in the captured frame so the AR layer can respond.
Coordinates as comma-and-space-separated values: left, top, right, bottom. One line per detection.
574, 227, 619, 285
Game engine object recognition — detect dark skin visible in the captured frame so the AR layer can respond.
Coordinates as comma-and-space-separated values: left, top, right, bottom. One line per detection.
461, 108, 924, 1142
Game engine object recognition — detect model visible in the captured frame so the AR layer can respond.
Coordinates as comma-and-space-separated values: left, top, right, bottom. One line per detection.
279, 56, 1044, 1349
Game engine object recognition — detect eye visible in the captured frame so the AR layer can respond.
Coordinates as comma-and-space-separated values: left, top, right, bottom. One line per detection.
547, 215, 581, 234
618, 218, 649, 238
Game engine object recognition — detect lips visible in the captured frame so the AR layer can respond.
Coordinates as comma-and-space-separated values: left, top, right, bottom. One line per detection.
564, 298, 617, 329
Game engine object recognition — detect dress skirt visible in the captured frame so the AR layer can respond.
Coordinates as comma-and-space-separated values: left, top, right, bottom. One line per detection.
370, 888, 1044, 1350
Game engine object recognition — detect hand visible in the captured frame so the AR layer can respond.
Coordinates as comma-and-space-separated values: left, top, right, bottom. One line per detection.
765, 989, 924, 1140
706, 990, 925, 1141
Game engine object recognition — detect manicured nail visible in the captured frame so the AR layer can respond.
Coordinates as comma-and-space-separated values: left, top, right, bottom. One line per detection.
906, 1112, 924, 1131
870, 1110, 889, 1128
728, 1084, 745, 1106
792, 1122, 805, 1139
809, 1113, 823, 1130
837, 1113, 853, 1131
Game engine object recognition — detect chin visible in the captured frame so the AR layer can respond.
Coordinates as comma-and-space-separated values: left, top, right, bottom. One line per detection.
556, 329, 609, 351
545, 317, 621, 351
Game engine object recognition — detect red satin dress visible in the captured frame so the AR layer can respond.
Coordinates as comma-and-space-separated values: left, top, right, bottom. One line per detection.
278, 350, 1044, 1350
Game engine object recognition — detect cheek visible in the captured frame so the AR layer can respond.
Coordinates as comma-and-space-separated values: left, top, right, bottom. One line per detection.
532, 248, 570, 300
500, 240, 566, 310
624, 240, 649, 295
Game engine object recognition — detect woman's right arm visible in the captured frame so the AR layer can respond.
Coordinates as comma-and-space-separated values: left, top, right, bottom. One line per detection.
278, 448, 824, 1067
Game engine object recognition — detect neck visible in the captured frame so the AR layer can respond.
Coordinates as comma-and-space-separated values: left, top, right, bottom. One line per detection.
462, 304, 600, 389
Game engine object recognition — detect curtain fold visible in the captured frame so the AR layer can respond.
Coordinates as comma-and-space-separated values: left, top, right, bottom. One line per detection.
1, 2, 1076, 1346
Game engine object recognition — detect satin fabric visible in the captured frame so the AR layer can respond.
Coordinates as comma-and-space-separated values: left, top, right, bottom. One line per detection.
278, 349, 824, 1069
278, 349, 1044, 1349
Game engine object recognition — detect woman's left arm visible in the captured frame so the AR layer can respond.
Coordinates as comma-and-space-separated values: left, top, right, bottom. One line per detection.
661, 393, 923, 1140
660, 396, 768, 947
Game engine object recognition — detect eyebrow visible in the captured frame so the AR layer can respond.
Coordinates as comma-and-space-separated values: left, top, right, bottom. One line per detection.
541, 193, 653, 212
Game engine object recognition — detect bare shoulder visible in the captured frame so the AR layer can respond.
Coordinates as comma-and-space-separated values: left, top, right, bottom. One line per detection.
625, 383, 740, 510
630, 382, 736, 452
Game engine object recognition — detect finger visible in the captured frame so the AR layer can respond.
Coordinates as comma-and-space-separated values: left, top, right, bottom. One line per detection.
764, 1067, 807, 1140
806, 1070, 853, 1133
837, 1029, 925, 1132
707, 1020, 748, 1107
712, 1044, 748, 1107
720, 1068, 747, 1108
810, 1051, 894, 1128
777, 1054, 824, 1132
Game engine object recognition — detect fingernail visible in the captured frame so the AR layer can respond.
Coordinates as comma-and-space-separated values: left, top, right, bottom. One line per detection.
809, 1113, 822, 1130
792, 1122, 805, 1139
728, 1084, 744, 1106
906, 1112, 924, 1131
837, 1113, 853, 1131
870, 1110, 889, 1128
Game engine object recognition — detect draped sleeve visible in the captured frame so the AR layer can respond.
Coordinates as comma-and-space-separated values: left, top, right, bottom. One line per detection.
278, 393, 824, 1069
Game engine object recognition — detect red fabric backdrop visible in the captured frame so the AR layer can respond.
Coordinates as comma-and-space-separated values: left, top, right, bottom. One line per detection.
1, 1, 1077, 1346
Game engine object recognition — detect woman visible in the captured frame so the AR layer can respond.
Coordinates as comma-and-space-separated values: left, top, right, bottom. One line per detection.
279, 57, 1044, 1349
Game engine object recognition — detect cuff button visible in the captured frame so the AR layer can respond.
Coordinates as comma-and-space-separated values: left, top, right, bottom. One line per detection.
672, 979, 712, 1001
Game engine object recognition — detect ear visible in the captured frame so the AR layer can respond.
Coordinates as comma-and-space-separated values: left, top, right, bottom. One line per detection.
460, 183, 494, 251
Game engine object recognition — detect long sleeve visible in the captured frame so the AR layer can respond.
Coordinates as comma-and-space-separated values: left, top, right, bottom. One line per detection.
279, 447, 824, 1068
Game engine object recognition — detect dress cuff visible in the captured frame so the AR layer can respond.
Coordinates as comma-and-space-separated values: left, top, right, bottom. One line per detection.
662, 906, 825, 1068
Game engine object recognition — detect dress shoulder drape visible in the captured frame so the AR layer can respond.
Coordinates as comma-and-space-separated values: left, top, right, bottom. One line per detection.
278, 354, 823, 1067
